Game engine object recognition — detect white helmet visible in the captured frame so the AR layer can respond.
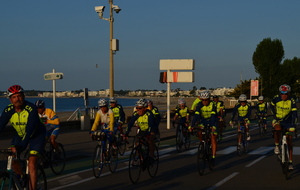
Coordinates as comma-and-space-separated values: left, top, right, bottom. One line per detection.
279, 84, 291, 94
136, 98, 148, 107
178, 98, 186, 105
258, 96, 264, 101
109, 97, 117, 103
239, 94, 247, 101
199, 91, 210, 99
98, 99, 108, 107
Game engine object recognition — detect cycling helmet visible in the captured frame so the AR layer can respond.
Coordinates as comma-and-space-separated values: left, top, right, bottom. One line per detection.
239, 94, 247, 101
109, 97, 117, 103
98, 99, 108, 107
279, 84, 291, 94
35, 100, 45, 108
199, 91, 210, 99
136, 98, 148, 107
178, 98, 186, 105
212, 95, 218, 99
258, 96, 264, 101
7, 85, 24, 97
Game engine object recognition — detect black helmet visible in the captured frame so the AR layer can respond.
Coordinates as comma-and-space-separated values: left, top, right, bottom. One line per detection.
35, 100, 45, 108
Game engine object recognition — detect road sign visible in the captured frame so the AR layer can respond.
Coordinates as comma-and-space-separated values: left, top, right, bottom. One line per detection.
44, 73, 64, 80
159, 59, 195, 70
167, 72, 194, 82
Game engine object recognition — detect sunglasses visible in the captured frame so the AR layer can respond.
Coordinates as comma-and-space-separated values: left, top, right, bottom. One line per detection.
136, 107, 143, 110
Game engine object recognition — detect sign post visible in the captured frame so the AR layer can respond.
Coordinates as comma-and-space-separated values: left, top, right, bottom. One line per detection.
44, 69, 64, 112
250, 80, 259, 100
159, 59, 195, 129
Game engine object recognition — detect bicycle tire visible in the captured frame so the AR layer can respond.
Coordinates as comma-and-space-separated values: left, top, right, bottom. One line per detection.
128, 147, 142, 184
175, 125, 183, 152
208, 143, 213, 171
92, 145, 104, 178
283, 144, 289, 179
197, 142, 206, 176
108, 146, 118, 173
117, 138, 126, 156
244, 131, 248, 154
0, 171, 17, 190
147, 145, 159, 178
50, 143, 66, 175
183, 127, 191, 150
37, 166, 47, 190
237, 132, 243, 156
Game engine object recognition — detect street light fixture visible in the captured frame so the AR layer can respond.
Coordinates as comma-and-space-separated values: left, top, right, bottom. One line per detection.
95, 0, 121, 97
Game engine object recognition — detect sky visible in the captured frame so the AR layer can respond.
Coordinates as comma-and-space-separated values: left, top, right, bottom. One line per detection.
1, 0, 300, 92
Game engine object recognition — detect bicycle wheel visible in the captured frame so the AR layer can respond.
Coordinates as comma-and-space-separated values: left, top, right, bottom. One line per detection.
282, 144, 289, 179
50, 143, 66, 175
37, 167, 47, 190
108, 146, 118, 173
117, 137, 127, 156
175, 126, 183, 152
197, 142, 206, 176
92, 145, 104, 178
128, 147, 142, 184
0, 171, 15, 189
244, 131, 248, 154
237, 132, 243, 156
147, 145, 159, 178
183, 127, 191, 150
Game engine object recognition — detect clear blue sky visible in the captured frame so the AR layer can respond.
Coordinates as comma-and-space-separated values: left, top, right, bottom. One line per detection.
1, 1, 300, 91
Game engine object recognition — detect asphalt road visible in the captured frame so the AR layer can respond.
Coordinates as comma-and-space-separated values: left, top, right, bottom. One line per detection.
1, 122, 300, 190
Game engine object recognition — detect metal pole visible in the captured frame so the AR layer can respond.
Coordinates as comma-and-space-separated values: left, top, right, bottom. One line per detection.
52, 69, 56, 112
109, 0, 114, 97
167, 70, 171, 129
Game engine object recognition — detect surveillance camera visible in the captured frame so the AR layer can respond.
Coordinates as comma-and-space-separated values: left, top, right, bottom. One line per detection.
95, 6, 105, 13
112, 5, 121, 13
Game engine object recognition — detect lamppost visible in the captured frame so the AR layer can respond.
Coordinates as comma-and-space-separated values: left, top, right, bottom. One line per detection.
95, 0, 121, 97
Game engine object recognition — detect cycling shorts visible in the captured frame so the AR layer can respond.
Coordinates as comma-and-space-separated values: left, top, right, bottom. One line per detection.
11, 132, 45, 156
46, 127, 59, 138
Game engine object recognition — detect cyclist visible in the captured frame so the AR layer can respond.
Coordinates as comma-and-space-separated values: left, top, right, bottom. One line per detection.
271, 84, 297, 170
147, 99, 161, 141
90, 99, 115, 156
0, 85, 46, 190
212, 95, 226, 140
35, 100, 60, 152
191, 92, 201, 112
255, 96, 268, 132
124, 98, 156, 161
109, 97, 125, 135
230, 94, 252, 147
191, 91, 217, 165
172, 98, 190, 129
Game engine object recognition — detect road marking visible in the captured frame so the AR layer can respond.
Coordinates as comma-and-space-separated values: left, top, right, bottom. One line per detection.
249, 147, 273, 155
217, 146, 236, 154
245, 156, 266, 167
206, 172, 239, 190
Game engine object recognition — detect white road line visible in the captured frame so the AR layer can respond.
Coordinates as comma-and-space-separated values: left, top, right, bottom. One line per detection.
249, 147, 273, 155
206, 172, 239, 190
245, 156, 266, 167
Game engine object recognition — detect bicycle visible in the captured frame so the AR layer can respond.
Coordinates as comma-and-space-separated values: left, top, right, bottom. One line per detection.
0, 149, 47, 190
216, 116, 225, 142
257, 114, 267, 137
173, 121, 191, 152
128, 133, 159, 184
24, 140, 66, 175
196, 125, 214, 176
114, 131, 127, 156
92, 131, 118, 178
275, 129, 296, 180
237, 120, 249, 156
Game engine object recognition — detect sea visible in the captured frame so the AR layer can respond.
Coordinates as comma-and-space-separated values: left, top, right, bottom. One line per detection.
0, 97, 139, 113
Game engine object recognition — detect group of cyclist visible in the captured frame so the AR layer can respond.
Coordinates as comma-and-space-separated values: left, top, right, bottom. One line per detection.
0, 85, 61, 190
171, 84, 298, 171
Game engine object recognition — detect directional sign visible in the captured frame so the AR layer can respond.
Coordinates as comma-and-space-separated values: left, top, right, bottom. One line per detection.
159, 59, 195, 70
167, 72, 194, 82
44, 73, 63, 80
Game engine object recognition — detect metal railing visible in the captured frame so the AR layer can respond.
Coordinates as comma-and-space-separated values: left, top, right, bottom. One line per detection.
67, 107, 98, 121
